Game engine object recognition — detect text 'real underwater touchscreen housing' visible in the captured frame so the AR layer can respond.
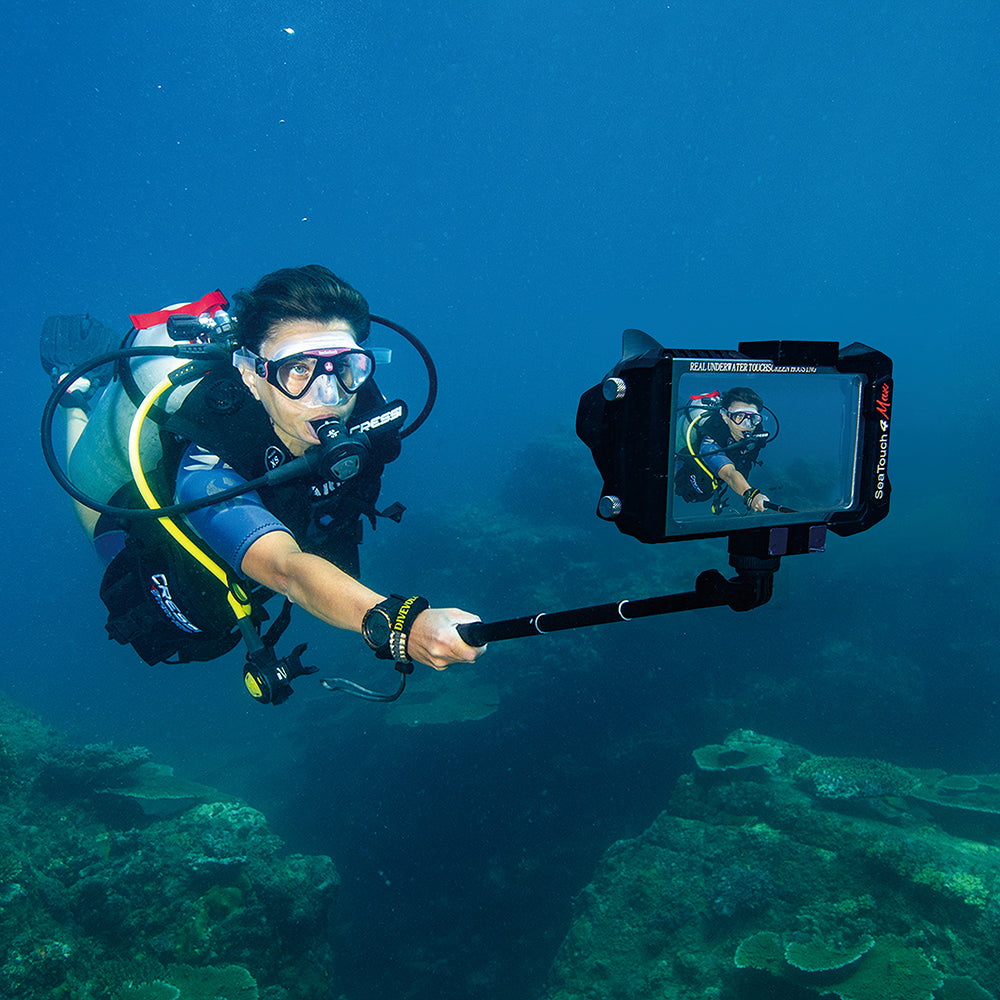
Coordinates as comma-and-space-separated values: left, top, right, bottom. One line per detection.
576, 334, 892, 544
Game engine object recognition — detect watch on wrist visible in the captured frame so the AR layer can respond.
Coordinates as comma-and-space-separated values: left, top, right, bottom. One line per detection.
362, 596, 403, 656
361, 594, 430, 662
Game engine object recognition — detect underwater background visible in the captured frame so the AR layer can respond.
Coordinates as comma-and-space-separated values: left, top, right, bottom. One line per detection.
1, 1, 997, 997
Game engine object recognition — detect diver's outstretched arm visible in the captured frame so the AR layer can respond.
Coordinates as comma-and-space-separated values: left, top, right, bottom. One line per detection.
240, 530, 483, 669
716, 463, 769, 512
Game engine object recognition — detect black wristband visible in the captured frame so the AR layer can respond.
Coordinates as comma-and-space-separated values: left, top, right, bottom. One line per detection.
386, 595, 429, 662
362, 594, 429, 662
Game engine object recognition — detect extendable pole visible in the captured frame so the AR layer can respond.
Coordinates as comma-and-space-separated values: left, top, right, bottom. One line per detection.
455, 565, 775, 647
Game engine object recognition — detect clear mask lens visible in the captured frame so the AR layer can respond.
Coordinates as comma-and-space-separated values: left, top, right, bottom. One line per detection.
727, 409, 761, 426
303, 373, 346, 407
272, 349, 374, 402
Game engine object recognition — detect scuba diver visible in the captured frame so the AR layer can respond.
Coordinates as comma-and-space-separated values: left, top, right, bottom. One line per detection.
41, 265, 485, 704
674, 387, 772, 514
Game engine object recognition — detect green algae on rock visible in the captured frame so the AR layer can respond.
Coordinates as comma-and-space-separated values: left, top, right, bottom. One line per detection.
0, 692, 339, 1000
542, 730, 1000, 999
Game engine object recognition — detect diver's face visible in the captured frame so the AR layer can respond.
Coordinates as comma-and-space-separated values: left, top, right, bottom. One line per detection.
241, 318, 360, 456
722, 403, 760, 441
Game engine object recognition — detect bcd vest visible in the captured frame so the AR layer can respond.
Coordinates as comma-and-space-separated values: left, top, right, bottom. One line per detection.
98, 368, 400, 665
674, 414, 760, 504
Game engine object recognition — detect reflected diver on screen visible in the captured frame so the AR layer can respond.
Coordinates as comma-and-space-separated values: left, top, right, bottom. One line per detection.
674, 387, 778, 515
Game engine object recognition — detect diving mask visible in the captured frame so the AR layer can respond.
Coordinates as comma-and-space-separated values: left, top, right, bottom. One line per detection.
234, 333, 380, 408
724, 409, 762, 427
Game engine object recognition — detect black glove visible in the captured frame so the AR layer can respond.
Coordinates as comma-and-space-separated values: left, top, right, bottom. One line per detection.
40, 314, 120, 393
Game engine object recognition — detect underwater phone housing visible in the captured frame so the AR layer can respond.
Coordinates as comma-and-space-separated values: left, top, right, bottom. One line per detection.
454, 333, 892, 651
576, 331, 892, 548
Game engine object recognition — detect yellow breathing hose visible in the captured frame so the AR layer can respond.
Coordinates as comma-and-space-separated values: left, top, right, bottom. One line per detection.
127, 375, 254, 623
686, 414, 719, 491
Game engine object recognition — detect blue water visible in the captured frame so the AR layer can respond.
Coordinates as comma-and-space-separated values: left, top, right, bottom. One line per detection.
2, 2, 997, 997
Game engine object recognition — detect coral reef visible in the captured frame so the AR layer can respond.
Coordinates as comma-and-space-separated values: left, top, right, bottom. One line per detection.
38, 742, 152, 793
795, 754, 918, 800
115, 963, 260, 999
736, 930, 942, 998
709, 865, 776, 918
909, 770, 1000, 817
937, 977, 997, 1000
783, 931, 875, 972
0, 691, 338, 1000
541, 731, 1000, 999
692, 734, 784, 773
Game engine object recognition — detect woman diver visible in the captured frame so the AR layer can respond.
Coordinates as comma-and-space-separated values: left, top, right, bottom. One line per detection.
678, 387, 772, 513
47, 265, 485, 697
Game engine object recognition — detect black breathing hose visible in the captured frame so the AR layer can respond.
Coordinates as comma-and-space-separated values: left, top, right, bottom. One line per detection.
40, 316, 437, 520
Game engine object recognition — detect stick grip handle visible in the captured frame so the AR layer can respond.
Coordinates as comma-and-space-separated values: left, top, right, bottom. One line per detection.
456, 621, 489, 647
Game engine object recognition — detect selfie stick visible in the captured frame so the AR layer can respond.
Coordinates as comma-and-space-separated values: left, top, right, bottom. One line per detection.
456, 574, 736, 646
456, 525, 820, 647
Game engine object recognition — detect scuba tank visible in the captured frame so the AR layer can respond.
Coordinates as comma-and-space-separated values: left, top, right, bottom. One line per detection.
673, 390, 723, 504
67, 291, 230, 527
674, 390, 721, 456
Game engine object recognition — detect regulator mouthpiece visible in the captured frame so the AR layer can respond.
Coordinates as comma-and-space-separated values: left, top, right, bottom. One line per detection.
310, 416, 370, 482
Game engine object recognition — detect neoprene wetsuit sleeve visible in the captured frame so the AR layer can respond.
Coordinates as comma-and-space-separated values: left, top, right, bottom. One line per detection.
699, 435, 733, 475
175, 443, 294, 572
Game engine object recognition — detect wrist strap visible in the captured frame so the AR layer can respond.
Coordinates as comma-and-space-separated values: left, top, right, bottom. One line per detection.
743, 487, 761, 509
372, 594, 429, 662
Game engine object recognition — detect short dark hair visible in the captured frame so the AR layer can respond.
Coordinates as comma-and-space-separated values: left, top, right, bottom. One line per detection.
232, 264, 370, 352
721, 386, 764, 410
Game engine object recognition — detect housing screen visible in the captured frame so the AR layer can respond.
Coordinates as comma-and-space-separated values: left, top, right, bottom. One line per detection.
667, 362, 863, 537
